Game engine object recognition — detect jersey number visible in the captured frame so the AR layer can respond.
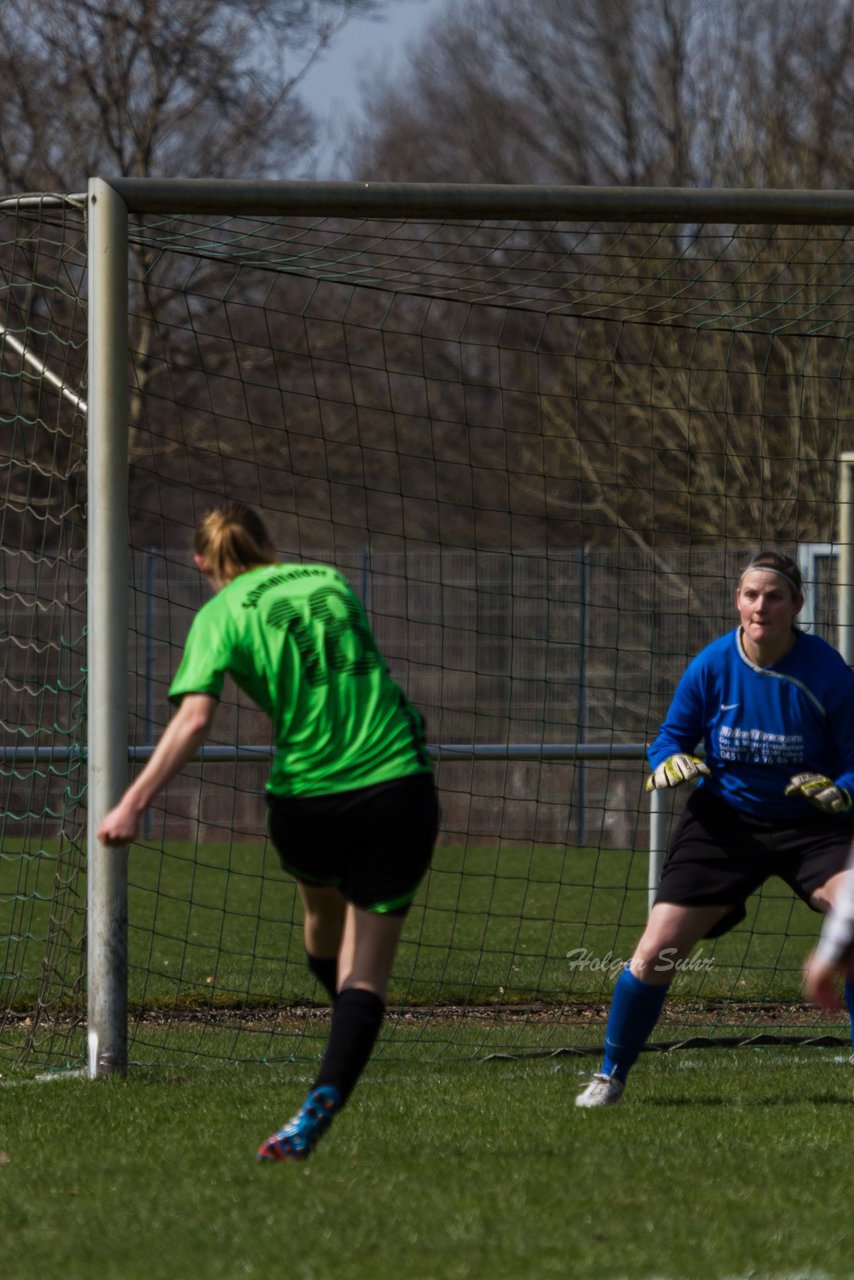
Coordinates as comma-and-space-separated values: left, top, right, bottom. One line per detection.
266, 587, 381, 685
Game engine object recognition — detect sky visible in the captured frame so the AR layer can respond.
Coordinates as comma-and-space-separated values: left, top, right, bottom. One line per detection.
299, 0, 448, 171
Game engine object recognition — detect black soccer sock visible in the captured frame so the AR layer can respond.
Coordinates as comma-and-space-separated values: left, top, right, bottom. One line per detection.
312, 987, 386, 1106
306, 952, 338, 1001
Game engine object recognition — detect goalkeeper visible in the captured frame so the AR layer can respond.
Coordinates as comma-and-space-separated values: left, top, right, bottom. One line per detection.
98, 501, 438, 1161
577, 550, 854, 1107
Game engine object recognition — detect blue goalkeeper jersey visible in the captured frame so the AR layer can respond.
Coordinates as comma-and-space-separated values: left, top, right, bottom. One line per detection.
648, 628, 854, 819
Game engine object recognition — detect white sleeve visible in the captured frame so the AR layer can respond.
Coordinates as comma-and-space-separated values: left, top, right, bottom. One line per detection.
815, 853, 854, 966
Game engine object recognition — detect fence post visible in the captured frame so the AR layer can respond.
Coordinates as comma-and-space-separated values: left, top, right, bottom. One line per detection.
838, 452, 854, 666
648, 786, 667, 915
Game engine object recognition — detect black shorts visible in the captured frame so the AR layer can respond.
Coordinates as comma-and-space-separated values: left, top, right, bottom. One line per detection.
656, 787, 854, 938
266, 771, 439, 915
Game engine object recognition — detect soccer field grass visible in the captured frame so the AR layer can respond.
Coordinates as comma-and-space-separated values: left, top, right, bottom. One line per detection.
2, 835, 828, 1010
1, 1046, 852, 1280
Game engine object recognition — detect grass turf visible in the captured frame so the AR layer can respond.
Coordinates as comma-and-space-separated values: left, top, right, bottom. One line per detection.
2, 832, 846, 1072
1, 1047, 853, 1280
1, 836, 828, 1008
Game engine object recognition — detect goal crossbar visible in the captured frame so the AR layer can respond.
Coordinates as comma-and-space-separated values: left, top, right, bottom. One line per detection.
107, 178, 854, 223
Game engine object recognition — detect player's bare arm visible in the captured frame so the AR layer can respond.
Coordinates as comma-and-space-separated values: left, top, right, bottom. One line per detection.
97, 693, 218, 846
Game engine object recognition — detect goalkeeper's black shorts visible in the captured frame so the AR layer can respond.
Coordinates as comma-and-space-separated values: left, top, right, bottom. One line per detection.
266, 771, 439, 915
655, 787, 854, 939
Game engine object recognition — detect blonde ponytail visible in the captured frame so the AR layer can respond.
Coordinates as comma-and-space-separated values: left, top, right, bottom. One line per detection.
194, 502, 275, 584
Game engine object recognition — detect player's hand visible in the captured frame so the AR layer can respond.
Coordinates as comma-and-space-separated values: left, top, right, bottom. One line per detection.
97, 797, 142, 846
802, 949, 845, 1012
645, 754, 710, 792
784, 773, 852, 815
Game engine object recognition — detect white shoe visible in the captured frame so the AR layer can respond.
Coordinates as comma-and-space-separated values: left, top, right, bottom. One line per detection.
575, 1071, 625, 1108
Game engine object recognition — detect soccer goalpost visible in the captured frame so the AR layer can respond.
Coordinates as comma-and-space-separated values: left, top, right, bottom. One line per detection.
4, 180, 854, 1078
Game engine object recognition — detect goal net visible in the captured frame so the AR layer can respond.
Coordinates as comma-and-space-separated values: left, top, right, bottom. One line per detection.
3, 184, 853, 1073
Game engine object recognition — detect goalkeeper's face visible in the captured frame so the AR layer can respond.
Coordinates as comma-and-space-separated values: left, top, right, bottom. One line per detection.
736, 570, 803, 656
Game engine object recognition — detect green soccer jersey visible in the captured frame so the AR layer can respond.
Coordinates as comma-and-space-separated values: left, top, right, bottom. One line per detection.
168, 563, 432, 797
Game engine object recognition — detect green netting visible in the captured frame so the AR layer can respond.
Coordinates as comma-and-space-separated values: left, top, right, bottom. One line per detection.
1, 195, 88, 1068
3, 193, 854, 1073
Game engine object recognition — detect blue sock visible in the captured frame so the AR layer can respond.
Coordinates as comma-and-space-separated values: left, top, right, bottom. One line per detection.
601, 966, 670, 1083
843, 975, 854, 1049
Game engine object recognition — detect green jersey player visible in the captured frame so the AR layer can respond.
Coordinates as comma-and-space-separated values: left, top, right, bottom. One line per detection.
99, 501, 439, 1162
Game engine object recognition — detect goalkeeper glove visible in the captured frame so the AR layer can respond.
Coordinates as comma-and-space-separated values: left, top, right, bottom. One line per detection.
645, 754, 710, 792
784, 773, 852, 815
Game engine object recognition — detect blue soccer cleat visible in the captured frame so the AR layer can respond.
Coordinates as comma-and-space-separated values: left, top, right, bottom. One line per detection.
256, 1084, 342, 1162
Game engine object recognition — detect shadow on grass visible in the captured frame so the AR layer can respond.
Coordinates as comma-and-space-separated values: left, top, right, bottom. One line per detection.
639, 1093, 853, 1107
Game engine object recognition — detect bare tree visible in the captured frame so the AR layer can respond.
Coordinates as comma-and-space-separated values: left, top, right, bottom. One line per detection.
0, 0, 398, 558
343, 0, 854, 551
350, 0, 854, 189
0, 0, 388, 189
